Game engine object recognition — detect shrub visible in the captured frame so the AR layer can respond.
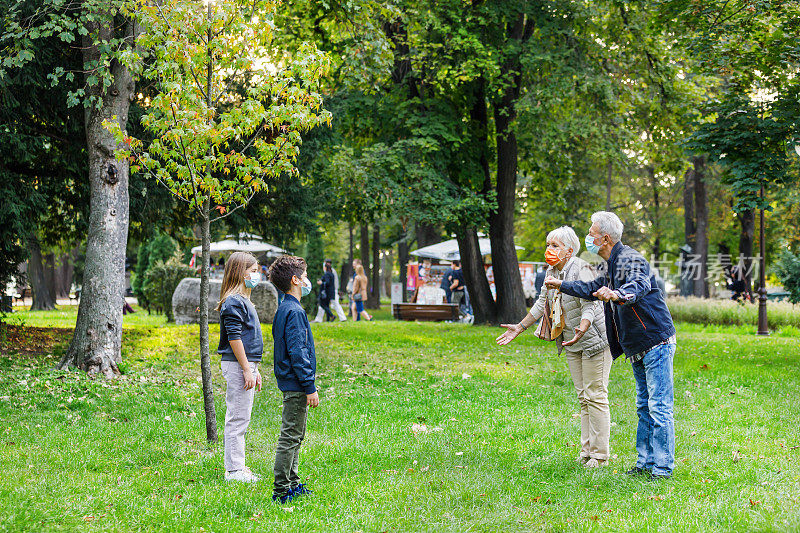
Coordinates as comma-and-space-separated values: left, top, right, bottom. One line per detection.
142, 256, 196, 322
133, 233, 180, 312
774, 249, 800, 304
668, 297, 800, 329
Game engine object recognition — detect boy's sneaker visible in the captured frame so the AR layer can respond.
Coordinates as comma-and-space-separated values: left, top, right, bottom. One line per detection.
624, 466, 651, 477
225, 467, 260, 483
292, 483, 313, 496
272, 491, 294, 504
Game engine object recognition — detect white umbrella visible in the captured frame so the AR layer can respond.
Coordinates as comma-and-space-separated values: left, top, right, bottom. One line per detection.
191, 233, 287, 257
410, 238, 523, 261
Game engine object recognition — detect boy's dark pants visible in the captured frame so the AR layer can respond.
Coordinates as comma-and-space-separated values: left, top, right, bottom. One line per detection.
273, 391, 308, 494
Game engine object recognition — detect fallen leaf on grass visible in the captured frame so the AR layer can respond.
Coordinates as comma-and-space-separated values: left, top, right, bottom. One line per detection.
455, 452, 464, 456
462, 373, 471, 379
733, 450, 742, 463
648, 495, 664, 501
749, 499, 760, 507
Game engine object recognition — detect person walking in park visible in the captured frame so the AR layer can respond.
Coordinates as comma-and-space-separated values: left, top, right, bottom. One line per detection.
347, 258, 362, 320
544, 211, 677, 480
314, 259, 347, 322
315, 261, 335, 322
215, 252, 264, 483
268, 255, 320, 504
496, 226, 612, 467
448, 260, 466, 314
352, 264, 372, 321
440, 263, 453, 303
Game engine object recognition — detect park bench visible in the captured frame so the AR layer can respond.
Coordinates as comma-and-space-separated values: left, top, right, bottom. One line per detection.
392, 302, 460, 322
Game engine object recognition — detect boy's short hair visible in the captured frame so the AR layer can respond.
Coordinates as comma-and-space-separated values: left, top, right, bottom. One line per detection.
269, 255, 307, 293
452, 260, 461, 267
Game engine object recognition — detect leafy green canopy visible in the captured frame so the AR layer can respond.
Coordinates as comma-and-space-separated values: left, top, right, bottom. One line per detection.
104, 0, 332, 220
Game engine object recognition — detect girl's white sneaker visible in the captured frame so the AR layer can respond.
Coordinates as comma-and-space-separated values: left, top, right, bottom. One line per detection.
225, 467, 260, 482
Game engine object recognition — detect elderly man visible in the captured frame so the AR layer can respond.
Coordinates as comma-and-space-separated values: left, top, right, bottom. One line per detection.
544, 211, 676, 480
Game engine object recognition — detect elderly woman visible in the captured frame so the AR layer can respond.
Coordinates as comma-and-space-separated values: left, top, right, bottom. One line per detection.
496, 226, 612, 467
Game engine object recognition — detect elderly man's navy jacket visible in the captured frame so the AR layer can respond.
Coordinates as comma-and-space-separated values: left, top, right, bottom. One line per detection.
272, 294, 317, 394
560, 241, 675, 359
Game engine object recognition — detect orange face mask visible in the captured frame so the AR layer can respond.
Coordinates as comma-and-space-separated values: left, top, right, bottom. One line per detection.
545, 248, 563, 266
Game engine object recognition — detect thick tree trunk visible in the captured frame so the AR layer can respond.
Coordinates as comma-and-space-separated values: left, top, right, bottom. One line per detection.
683, 166, 696, 249
490, 93, 526, 321
738, 208, 755, 301
415, 223, 439, 249
367, 223, 381, 309
360, 223, 370, 279
28, 235, 56, 311
199, 201, 218, 443
647, 166, 661, 259
54, 252, 74, 299
398, 228, 410, 303
456, 226, 496, 324
693, 156, 709, 298
59, 15, 136, 377
487, 14, 530, 325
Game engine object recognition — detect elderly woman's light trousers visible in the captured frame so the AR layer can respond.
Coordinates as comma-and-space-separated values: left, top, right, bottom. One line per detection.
565, 347, 612, 460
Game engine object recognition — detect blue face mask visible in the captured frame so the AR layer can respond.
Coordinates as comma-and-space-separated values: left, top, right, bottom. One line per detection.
244, 272, 260, 289
585, 234, 602, 255
300, 276, 312, 297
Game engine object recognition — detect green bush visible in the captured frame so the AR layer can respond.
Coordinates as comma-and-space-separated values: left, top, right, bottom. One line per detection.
668, 297, 800, 329
774, 249, 800, 304
133, 233, 180, 312
142, 256, 196, 322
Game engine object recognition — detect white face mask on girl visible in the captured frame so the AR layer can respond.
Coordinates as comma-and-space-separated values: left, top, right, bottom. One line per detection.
244, 271, 260, 289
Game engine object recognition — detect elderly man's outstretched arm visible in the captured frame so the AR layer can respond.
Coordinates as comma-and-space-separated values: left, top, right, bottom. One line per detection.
544, 272, 608, 301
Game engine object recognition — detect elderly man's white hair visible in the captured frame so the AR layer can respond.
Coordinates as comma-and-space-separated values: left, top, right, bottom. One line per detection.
591, 211, 624, 242
547, 226, 581, 255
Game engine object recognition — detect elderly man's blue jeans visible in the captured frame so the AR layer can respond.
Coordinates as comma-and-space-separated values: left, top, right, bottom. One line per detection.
631, 342, 676, 476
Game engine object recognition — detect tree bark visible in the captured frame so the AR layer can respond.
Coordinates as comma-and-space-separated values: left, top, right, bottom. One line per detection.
398, 227, 410, 303
199, 200, 217, 443
693, 155, 709, 298
415, 223, 440, 249
647, 166, 661, 259
359, 223, 370, 279
456, 226, 496, 324
489, 16, 528, 324
59, 14, 136, 377
683, 166, 696, 250
54, 252, 74, 299
367, 223, 381, 309
459, 76, 496, 324
28, 234, 56, 311
738, 208, 755, 301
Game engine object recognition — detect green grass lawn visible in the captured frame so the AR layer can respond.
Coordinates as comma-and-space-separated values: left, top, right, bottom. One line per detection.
1, 305, 799, 532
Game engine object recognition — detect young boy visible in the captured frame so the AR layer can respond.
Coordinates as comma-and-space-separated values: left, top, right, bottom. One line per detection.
268, 255, 320, 504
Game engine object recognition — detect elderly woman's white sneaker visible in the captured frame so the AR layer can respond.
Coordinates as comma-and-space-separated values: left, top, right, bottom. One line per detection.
225, 467, 260, 482
584, 458, 607, 468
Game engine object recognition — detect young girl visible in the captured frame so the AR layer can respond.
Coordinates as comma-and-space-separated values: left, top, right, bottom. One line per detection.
216, 251, 264, 482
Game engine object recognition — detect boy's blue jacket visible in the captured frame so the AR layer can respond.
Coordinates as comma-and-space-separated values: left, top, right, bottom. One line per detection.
560, 241, 675, 360
272, 294, 316, 394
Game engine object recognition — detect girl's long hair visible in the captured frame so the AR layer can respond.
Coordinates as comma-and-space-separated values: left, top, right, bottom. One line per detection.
355, 264, 366, 281
215, 251, 258, 311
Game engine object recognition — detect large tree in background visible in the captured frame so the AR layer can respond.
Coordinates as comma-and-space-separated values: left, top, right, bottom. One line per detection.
4, 0, 140, 375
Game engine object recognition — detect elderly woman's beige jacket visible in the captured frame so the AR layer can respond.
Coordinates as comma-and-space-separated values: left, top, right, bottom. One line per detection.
530, 256, 608, 357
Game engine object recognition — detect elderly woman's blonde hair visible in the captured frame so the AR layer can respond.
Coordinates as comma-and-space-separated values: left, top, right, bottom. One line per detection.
546, 226, 581, 256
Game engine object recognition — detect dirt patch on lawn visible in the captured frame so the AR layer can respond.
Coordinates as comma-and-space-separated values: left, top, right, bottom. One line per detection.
0, 325, 73, 358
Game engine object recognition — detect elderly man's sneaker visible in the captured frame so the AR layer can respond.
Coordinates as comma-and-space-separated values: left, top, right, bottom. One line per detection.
292, 483, 313, 496
272, 491, 294, 504
225, 467, 259, 483
624, 466, 651, 477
